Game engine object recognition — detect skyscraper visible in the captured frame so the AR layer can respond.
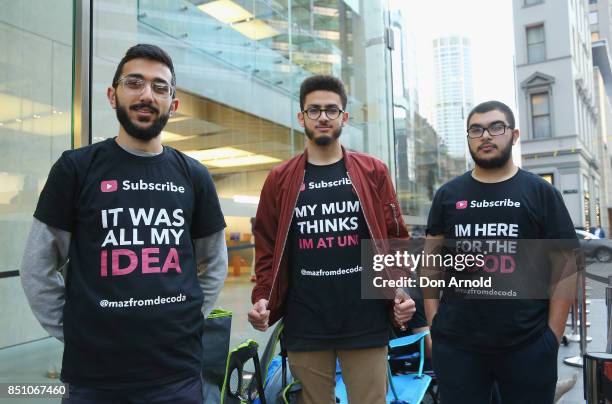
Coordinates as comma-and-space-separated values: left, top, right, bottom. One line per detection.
433, 36, 474, 161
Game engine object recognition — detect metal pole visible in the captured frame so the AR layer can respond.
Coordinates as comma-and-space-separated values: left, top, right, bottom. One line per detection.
606, 276, 612, 353
567, 301, 580, 342
564, 252, 591, 367
584, 352, 612, 403
73, 0, 92, 148
579, 268, 588, 354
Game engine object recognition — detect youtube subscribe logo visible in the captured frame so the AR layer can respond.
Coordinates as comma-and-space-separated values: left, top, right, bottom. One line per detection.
101, 180, 118, 193
100, 180, 185, 194
456, 199, 521, 209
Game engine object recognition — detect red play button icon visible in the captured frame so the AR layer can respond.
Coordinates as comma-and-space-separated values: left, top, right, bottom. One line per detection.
101, 180, 118, 193
455, 200, 468, 210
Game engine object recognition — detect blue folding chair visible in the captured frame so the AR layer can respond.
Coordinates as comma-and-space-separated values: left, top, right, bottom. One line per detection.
334, 331, 432, 404
253, 325, 431, 404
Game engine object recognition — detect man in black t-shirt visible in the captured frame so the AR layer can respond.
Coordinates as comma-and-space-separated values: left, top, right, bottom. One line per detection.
424, 101, 576, 404
20, 44, 227, 403
248, 75, 416, 404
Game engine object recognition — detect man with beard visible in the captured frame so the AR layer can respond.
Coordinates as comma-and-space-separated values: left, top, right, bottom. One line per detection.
424, 101, 576, 403
20, 44, 227, 402
248, 75, 416, 404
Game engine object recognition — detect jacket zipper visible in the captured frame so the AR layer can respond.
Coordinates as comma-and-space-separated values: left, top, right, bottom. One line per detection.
390, 202, 400, 237
267, 169, 306, 302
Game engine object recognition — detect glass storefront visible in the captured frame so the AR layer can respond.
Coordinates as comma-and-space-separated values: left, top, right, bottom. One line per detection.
0, 0, 461, 365
90, 0, 396, 277
0, 0, 74, 348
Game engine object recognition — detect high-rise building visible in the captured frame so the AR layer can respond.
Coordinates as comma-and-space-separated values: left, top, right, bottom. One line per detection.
513, 0, 606, 231
433, 36, 474, 162
389, 7, 464, 227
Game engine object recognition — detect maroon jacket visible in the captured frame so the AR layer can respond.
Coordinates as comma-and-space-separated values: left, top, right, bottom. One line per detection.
251, 147, 409, 325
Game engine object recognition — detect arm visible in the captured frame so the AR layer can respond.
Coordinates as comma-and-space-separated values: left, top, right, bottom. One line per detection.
543, 187, 579, 342
378, 164, 409, 240
548, 248, 577, 342
251, 171, 278, 304
377, 164, 416, 324
20, 218, 70, 342
194, 229, 228, 317
248, 171, 278, 330
423, 234, 445, 327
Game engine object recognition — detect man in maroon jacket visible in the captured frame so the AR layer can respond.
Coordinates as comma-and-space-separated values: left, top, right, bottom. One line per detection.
248, 75, 415, 404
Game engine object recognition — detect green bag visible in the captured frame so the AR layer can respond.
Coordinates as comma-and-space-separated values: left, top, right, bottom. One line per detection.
202, 308, 233, 389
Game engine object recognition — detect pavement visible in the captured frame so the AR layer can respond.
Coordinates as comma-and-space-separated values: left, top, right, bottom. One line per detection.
555, 259, 611, 404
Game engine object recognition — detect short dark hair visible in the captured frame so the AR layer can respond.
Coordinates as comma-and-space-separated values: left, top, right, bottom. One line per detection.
466, 100, 515, 129
299, 75, 348, 110
112, 44, 176, 95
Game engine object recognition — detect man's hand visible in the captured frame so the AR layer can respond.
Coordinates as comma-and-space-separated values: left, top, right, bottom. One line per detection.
549, 322, 564, 344
248, 299, 270, 331
393, 289, 416, 329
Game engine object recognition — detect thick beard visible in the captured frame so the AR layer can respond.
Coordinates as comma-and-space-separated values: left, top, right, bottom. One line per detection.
304, 125, 342, 146
469, 137, 513, 169
115, 97, 170, 141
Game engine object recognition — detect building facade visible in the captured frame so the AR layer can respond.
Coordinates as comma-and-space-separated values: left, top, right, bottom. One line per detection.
513, 0, 606, 231
589, 0, 612, 233
1, 0, 457, 356
0, 0, 399, 349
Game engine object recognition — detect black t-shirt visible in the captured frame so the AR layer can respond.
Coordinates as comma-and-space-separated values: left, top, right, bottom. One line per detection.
284, 159, 389, 351
426, 169, 576, 352
34, 138, 226, 388
406, 287, 428, 330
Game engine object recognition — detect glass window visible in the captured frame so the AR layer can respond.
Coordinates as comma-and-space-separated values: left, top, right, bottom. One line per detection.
0, 0, 73, 348
90, 0, 397, 301
527, 25, 546, 63
589, 11, 599, 25
531, 92, 551, 138
539, 173, 554, 185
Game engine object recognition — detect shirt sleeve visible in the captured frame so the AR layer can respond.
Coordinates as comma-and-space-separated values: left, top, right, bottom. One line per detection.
407, 297, 428, 329
191, 164, 227, 239
426, 187, 446, 236
33, 153, 78, 233
251, 170, 278, 304
20, 218, 70, 342
542, 187, 577, 240
194, 229, 228, 317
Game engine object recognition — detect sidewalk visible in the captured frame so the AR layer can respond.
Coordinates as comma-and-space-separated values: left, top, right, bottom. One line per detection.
0, 270, 609, 404
556, 259, 610, 404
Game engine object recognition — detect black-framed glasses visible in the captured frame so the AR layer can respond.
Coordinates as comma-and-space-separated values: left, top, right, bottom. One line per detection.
303, 106, 344, 120
117, 76, 174, 98
467, 123, 510, 138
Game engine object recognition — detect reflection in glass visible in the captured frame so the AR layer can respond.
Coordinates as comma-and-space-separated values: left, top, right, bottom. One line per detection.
0, 2, 72, 272
0, 0, 73, 349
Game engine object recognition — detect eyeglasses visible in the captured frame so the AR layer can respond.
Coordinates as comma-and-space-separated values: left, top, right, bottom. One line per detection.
117, 76, 174, 98
303, 106, 344, 120
466, 123, 510, 138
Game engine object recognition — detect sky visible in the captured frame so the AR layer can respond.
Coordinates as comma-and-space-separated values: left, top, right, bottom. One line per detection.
393, 0, 518, 126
